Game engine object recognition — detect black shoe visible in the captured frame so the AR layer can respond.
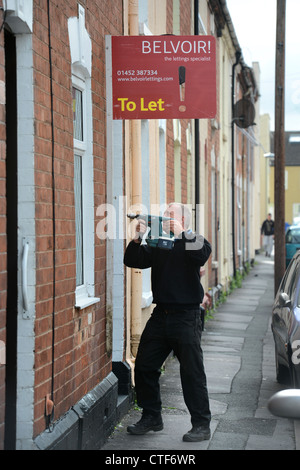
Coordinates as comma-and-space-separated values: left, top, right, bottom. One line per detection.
182, 425, 211, 442
127, 414, 163, 435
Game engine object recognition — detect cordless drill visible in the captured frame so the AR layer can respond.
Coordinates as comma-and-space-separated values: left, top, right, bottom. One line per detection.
127, 213, 175, 250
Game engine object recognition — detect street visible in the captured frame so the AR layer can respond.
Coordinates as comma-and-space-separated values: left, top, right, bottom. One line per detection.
102, 253, 298, 452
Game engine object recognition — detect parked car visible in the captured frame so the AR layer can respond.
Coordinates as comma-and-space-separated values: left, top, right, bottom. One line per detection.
271, 250, 300, 387
286, 225, 300, 267
293, 216, 300, 226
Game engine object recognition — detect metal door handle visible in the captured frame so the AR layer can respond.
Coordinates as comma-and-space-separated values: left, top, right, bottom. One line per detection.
22, 240, 29, 312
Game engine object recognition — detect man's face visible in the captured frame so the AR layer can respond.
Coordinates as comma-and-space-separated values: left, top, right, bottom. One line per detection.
164, 204, 183, 224
163, 204, 185, 236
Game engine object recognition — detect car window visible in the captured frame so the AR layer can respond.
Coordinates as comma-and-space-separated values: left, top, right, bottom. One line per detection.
280, 256, 299, 300
297, 267, 300, 307
286, 228, 300, 244
292, 260, 300, 307
280, 258, 294, 293
287, 269, 298, 299
295, 277, 300, 321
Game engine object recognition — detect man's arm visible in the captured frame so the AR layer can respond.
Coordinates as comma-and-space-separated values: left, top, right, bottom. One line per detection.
124, 240, 153, 268
182, 231, 212, 266
124, 218, 152, 269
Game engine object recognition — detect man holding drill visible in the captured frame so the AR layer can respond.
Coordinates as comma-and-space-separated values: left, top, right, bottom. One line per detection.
124, 202, 212, 442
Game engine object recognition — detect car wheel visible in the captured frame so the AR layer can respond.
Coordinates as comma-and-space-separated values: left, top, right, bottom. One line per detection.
275, 344, 291, 385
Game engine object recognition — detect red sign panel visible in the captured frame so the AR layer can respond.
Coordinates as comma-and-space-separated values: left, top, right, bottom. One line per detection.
111, 35, 216, 120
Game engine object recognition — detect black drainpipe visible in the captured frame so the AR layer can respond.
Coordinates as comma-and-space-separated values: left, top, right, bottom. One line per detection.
47, 0, 56, 429
194, 0, 200, 231
231, 50, 241, 278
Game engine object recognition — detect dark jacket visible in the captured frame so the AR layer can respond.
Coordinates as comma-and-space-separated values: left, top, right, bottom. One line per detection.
261, 219, 274, 236
124, 232, 212, 308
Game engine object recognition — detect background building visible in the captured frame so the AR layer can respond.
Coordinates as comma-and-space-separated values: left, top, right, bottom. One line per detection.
269, 131, 300, 226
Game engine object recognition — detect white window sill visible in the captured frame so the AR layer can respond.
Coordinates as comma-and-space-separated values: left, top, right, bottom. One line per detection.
141, 291, 153, 309
75, 296, 100, 310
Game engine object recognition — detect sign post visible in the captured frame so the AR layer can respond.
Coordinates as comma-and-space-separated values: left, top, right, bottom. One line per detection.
111, 35, 216, 120
274, 0, 286, 292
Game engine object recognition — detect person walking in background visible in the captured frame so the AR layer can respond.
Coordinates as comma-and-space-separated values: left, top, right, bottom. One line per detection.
261, 213, 275, 257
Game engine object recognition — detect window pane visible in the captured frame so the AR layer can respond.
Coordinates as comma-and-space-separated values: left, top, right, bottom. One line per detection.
297, 279, 300, 307
74, 154, 83, 286
72, 87, 83, 141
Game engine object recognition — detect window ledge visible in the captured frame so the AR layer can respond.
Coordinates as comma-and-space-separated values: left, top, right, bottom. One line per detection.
141, 291, 153, 309
75, 296, 100, 310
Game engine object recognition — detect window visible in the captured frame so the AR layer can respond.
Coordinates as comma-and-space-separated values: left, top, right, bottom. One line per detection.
74, 153, 83, 286
73, 86, 83, 141
297, 276, 300, 308
73, 81, 85, 291
72, 76, 99, 308
281, 258, 298, 301
286, 228, 300, 244
68, 7, 99, 309
73, 86, 84, 287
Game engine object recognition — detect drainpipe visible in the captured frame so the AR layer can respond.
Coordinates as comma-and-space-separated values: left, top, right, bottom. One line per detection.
128, 0, 143, 358
194, 0, 200, 232
231, 50, 241, 278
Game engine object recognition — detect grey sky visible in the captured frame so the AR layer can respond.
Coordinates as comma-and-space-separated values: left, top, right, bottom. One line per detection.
227, 0, 300, 131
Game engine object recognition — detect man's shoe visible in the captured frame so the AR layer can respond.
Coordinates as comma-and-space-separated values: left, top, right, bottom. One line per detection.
182, 425, 211, 442
127, 414, 163, 435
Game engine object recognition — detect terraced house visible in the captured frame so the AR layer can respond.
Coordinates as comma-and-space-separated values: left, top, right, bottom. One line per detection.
0, 0, 262, 449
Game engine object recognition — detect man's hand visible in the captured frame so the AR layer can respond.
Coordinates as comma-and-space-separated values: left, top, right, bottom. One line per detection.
163, 218, 184, 238
133, 219, 147, 243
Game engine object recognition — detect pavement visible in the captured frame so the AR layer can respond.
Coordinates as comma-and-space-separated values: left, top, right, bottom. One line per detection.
102, 253, 299, 452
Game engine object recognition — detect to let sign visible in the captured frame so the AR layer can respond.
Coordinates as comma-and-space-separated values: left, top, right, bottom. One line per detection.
111, 35, 216, 120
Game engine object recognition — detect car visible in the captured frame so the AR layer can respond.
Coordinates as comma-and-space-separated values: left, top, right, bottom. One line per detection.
293, 216, 300, 226
286, 225, 300, 267
271, 250, 300, 388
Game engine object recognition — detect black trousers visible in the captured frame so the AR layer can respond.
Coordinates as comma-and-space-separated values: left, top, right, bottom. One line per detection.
134, 306, 211, 427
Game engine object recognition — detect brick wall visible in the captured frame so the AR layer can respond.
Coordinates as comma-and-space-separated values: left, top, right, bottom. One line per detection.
32, 0, 123, 437
165, 0, 193, 206
165, 0, 173, 203
179, 0, 192, 206
203, 3, 220, 289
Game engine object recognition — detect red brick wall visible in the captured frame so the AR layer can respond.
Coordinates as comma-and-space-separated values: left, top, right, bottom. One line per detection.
32, 0, 123, 437
165, 0, 174, 203
164, 0, 222, 289
166, 0, 173, 34
165, 0, 193, 206
0, 3, 6, 447
166, 119, 175, 202
207, 17, 220, 287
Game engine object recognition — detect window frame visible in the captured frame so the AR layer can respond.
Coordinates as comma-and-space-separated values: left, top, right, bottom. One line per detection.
74, 151, 84, 287
72, 72, 99, 309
